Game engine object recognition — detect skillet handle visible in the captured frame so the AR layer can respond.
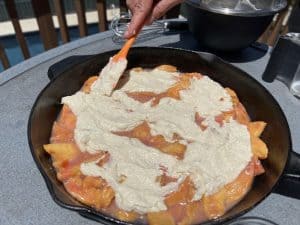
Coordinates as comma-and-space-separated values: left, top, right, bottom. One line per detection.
48, 55, 94, 80
274, 151, 300, 199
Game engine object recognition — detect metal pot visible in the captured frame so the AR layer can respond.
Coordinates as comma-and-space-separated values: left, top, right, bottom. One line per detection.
182, 0, 288, 51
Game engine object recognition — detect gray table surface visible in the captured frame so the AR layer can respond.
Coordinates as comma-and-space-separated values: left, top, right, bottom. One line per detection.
1, 29, 300, 225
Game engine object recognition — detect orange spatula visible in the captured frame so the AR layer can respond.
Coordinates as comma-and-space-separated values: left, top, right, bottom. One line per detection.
112, 36, 136, 62
91, 36, 137, 96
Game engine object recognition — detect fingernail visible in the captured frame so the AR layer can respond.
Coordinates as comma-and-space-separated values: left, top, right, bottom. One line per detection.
148, 16, 156, 24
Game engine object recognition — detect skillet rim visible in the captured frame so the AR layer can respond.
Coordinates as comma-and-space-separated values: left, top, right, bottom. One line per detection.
27, 46, 292, 225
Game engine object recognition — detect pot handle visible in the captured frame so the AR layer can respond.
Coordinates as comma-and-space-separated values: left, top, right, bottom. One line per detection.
47, 55, 94, 81
274, 151, 300, 199
164, 20, 189, 31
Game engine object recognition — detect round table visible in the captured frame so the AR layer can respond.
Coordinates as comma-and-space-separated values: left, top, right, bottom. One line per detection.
0, 28, 300, 225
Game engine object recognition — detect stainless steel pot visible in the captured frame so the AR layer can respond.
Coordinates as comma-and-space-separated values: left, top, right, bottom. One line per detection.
183, 0, 288, 51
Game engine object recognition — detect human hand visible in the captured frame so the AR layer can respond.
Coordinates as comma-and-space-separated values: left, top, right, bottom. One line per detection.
124, 0, 183, 38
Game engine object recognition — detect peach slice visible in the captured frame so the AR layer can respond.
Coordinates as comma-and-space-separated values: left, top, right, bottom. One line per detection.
51, 122, 74, 143
147, 211, 175, 225
165, 177, 195, 207
203, 189, 226, 219
57, 105, 76, 130
81, 76, 98, 93
114, 210, 139, 222
44, 143, 80, 168
248, 121, 267, 137
251, 135, 268, 159
155, 65, 178, 72
113, 121, 186, 159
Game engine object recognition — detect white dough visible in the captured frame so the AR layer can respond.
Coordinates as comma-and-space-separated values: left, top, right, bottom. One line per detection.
62, 68, 252, 213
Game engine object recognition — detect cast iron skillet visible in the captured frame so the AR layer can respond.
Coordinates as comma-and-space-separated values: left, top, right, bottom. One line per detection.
28, 47, 300, 225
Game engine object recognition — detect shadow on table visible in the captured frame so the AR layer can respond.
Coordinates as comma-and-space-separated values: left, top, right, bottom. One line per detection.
161, 32, 269, 63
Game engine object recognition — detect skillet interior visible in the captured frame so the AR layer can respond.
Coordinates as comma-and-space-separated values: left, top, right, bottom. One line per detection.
28, 47, 291, 224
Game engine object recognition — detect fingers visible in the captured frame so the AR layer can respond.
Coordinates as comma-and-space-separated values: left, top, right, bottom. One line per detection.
124, 0, 183, 38
148, 0, 183, 24
124, 0, 153, 38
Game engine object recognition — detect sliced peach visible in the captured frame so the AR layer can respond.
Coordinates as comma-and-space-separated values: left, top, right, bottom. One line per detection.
248, 121, 267, 137
51, 122, 74, 143
81, 76, 98, 93
44, 143, 82, 181
147, 211, 175, 225
44, 143, 80, 168
95, 186, 115, 208
167, 204, 186, 224
65, 176, 115, 209
151, 73, 202, 106
57, 165, 80, 181
225, 88, 239, 106
214, 111, 234, 127
126, 91, 156, 103
114, 210, 139, 222
224, 161, 254, 205
178, 201, 206, 225
234, 103, 250, 125
82, 176, 105, 189
114, 121, 186, 159
156, 174, 178, 186
57, 105, 76, 130
222, 111, 234, 122
155, 65, 178, 72
44, 143, 106, 180
251, 135, 268, 159
160, 143, 186, 160
253, 157, 265, 176
203, 189, 226, 219
195, 112, 207, 131
64, 176, 83, 196
127, 73, 202, 106
165, 177, 195, 207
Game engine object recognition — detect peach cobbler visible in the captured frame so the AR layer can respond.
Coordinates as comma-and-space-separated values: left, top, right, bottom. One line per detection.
44, 65, 268, 225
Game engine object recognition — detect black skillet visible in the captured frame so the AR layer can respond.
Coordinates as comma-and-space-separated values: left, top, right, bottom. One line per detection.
28, 47, 300, 225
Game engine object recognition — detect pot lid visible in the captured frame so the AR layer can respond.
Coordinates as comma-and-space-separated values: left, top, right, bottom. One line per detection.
186, 0, 288, 16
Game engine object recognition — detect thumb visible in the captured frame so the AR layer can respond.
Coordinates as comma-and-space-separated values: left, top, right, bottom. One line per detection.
124, 0, 153, 38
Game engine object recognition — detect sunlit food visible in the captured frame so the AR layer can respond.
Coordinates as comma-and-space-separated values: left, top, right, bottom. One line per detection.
44, 64, 268, 225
